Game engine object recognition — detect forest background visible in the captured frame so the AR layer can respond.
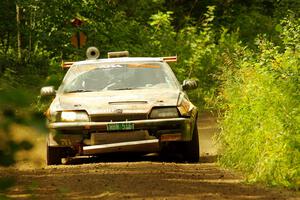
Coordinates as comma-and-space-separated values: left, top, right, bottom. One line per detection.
0, 0, 299, 190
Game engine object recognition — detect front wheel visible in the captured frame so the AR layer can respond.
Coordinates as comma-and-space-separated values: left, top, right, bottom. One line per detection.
46, 145, 63, 165
182, 126, 200, 163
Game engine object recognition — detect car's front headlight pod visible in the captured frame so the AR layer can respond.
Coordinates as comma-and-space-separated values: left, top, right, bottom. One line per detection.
177, 94, 195, 117
149, 107, 179, 119
59, 111, 90, 122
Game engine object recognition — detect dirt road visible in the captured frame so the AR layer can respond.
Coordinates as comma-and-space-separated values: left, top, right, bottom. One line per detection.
1, 113, 299, 199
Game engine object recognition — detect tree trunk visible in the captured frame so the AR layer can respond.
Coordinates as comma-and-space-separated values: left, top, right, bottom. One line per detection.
16, 4, 21, 60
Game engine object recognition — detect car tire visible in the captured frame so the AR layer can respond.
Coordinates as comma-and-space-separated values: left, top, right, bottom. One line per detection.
182, 125, 200, 163
46, 145, 63, 165
159, 141, 182, 159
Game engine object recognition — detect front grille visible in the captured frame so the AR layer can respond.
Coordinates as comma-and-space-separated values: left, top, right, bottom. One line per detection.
90, 113, 148, 122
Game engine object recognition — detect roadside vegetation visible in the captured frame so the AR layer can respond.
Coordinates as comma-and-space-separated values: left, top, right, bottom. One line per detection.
0, 0, 299, 190
216, 16, 300, 189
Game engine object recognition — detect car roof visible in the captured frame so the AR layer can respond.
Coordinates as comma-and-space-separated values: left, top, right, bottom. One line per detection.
73, 57, 164, 65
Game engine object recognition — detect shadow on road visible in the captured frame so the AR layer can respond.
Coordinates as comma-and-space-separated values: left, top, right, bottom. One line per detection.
63, 153, 218, 165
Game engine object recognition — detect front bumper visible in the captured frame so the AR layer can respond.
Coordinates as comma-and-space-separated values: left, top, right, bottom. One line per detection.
47, 117, 195, 152
48, 118, 190, 132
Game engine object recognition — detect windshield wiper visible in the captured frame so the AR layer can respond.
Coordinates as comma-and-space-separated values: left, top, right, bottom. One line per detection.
65, 89, 93, 93
113, 88, 134, 90
112, 87, 142, 90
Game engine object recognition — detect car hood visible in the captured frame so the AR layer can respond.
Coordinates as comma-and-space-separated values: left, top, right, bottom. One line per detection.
50, 89, 181, 115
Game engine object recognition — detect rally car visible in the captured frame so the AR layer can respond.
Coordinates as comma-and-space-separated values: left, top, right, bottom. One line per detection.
41, 47, 199, 165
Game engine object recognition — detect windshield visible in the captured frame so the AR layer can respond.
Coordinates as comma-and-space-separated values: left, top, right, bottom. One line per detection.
58, 62, 180, 93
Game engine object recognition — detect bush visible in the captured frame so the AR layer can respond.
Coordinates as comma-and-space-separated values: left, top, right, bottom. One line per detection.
216, 16, 300, 189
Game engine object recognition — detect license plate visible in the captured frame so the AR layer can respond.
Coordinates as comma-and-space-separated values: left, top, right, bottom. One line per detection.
107, 122, 134, 131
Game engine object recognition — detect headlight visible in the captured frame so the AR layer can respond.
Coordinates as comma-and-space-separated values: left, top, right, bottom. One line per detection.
150, 107, 179, 119
177, 94, 194, 117
60, 111, 89, 122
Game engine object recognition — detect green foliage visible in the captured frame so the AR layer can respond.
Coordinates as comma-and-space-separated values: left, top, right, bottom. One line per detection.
277, 14, 300, 51
216, 17, 300, 189
180, 6, 219, 109
147, 6, 221, 109
0, 88, 40, 166
0, 0, 299, 191
0, 87, 46, 196
148, 11, 176, 56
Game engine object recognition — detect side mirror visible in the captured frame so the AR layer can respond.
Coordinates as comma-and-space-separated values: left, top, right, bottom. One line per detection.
40, 86, 56, 97
182, 79, 198, 91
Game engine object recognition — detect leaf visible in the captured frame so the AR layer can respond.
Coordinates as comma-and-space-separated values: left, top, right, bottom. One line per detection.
275, 24, 283, 33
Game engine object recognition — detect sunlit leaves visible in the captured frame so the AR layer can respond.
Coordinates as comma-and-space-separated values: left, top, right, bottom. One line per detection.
217, 17, 300, 189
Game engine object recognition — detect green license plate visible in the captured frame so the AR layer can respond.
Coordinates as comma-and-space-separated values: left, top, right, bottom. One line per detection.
107, 122, 134, 131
